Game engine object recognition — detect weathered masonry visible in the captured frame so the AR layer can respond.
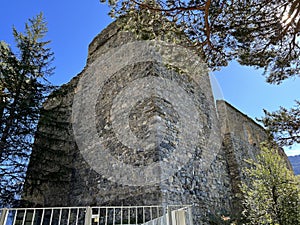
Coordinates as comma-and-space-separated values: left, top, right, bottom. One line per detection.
22, 21, 289, 225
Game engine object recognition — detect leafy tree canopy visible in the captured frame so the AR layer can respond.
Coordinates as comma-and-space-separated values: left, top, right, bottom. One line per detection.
100, 0, 300, 84
241, 144, 300, 225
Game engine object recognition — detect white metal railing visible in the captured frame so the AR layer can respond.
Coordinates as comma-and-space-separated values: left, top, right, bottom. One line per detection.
0, 205, 192, 225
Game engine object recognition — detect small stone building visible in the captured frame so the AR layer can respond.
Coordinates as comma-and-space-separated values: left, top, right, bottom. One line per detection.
22, 21, 289, 224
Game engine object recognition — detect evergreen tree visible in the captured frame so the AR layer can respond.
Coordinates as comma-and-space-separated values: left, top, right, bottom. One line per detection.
100, 0, 300, 83
260, 101, 300, 147
0, 13, 54, 207
241, 144, 300, 225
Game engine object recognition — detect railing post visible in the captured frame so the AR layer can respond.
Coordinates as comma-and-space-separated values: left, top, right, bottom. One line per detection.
167, 206, 172, 225
187, 206, 193, 225
0, 209, 8, 225
84, 207, 92, 225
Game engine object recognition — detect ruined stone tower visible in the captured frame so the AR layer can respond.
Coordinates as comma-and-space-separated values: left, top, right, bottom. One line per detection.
23, 21, 287, 224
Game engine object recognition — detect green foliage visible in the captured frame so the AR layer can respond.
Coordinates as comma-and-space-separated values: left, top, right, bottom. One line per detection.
259, 101, 300, 147
0, 13, 54, 207
101, 0, 300, 84
241, 144, 300, 225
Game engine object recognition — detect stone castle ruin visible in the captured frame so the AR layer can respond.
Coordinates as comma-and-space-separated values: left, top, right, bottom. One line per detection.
22, 21, 289, 224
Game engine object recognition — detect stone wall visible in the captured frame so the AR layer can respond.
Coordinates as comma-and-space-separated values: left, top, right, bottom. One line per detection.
23, 20, 289, 225
216, 100, 268, 218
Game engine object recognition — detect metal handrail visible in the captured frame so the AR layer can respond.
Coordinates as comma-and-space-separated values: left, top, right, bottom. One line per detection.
0, 205, 192, 225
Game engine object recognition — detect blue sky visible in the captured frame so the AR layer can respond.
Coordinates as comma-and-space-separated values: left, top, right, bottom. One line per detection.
1, 0, 300, 156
